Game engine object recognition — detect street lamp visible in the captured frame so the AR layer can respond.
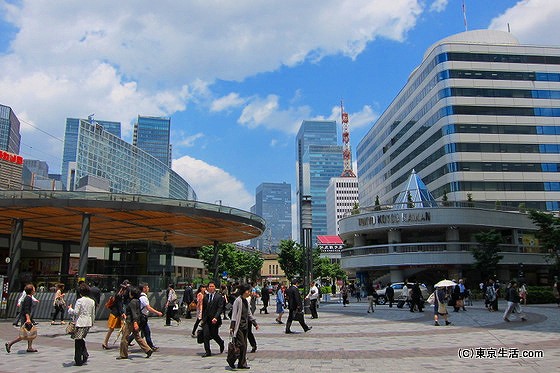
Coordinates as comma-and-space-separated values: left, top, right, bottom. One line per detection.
300, 195, 312, 303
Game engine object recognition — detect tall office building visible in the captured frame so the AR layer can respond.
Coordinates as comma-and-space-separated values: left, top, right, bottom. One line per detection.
0, 104, 21, 154
358, 30, 560, 211
61, 117, 121, 190
296, 120, 343, 243
133, 116, 172, 168
252, 182, 292, 252
326, 176, 359, 235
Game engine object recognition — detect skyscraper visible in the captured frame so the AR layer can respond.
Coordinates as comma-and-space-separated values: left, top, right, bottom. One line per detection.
61, 117, 121, 190
253, 182, 292, 252
133, 116, 172, 168
0, 104, 21, 154
358, 30, 560, 211
296, 120, 343, 243
326, 176, 359, 235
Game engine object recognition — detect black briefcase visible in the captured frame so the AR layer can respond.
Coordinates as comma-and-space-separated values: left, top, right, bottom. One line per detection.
196, 329, 204, 344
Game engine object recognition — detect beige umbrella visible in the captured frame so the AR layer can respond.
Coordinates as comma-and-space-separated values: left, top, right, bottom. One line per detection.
434, 279, 456, 288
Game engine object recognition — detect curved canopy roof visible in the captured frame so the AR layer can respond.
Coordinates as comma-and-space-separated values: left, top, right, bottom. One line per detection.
0, 191, 265, 248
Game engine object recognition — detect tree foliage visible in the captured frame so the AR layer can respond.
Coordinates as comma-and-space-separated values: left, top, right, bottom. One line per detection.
527, 210, 560, 274
278, 239, 347, 282
472, 230, 503, 279
198, 243, 264, 282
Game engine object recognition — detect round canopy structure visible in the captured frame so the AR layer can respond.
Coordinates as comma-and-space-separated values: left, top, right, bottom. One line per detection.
0, 191, 265, 248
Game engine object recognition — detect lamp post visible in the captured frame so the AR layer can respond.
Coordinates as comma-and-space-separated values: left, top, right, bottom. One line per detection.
301, 195, 312, 313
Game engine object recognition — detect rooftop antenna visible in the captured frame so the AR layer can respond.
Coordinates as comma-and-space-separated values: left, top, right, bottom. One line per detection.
507, 23, 511, 33
340, 100, 356, 178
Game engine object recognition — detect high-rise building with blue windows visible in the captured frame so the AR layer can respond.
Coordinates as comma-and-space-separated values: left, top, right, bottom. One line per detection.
0, 104, 21, 154
72, 119, 196, 199
61, 117, 121, 190
133, 116, 172, 168
296, 120, 343, 244
252, 182, 292, 253
358, 30, 560, 211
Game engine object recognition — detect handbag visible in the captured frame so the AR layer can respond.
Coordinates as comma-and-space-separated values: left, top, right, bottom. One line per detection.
227, 335, 240, 365
66, 321, 77, 335
196, 328, 204, 344
19, 324, 38, 341
189, 301, 197, 312
427, 292, 436, 305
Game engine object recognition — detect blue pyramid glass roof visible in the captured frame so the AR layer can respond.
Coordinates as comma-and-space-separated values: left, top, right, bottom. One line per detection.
393, 170, 438, 209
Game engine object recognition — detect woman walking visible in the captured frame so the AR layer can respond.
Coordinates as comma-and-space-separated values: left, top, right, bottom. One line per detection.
51, 283, 66, 325
228, 284, 259, 370
117, 286, 153, 359
191, 284, 206, 338
102, 284, 127, 349
434, 286, 451, 326
67, 283, 95, 366
275, 285, 286, 324
5, 284, 38, 353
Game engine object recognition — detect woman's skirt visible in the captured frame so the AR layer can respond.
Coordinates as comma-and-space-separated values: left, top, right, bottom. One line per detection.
72, 326, 90, 340
276, 303, 284, 314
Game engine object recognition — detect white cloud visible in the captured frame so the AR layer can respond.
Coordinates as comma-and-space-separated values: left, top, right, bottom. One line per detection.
488, 0, 560, 46
172, 155, 253, 210
238, 94, 313, 133
322, 104, 379, 130
210, 93, 246, 112
176, 132, 205, 148
0, 0, 426, 170
429, 0, 448, 13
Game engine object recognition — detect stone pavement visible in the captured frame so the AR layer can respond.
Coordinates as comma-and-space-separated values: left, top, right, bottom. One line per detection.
1, 300, 559, 373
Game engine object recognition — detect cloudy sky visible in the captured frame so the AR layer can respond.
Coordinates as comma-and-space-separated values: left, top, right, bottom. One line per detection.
1, 0, 559, 217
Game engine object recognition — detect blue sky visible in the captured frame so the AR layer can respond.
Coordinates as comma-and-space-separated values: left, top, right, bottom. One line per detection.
1, 0, 559, 215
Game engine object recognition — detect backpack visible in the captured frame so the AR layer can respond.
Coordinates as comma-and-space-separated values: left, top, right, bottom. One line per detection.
105, 295, 116, 309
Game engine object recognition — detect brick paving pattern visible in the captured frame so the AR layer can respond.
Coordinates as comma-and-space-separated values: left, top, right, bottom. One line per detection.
1, 299, 559, 372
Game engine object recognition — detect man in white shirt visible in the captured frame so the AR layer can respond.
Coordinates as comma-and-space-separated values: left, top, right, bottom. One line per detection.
306, 281, 319, 319
127, 283, 163, 351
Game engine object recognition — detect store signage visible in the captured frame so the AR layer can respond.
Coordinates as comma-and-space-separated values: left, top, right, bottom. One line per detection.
358, 211, 431, 227
0, 150, 23, 165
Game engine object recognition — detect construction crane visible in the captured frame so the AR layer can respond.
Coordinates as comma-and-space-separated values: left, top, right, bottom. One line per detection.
340, 101, 356, 177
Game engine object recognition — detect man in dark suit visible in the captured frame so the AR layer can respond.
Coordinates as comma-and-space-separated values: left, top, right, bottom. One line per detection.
285, 279, 311, 334
201, 281, 225, 357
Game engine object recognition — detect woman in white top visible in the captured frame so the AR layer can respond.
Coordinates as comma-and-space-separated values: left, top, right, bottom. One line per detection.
67, 283, 95, 366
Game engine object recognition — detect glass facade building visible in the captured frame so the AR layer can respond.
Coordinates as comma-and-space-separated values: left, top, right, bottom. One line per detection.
133, 116, 172, 168
62, 118, 121, 190
357, 30, 560, 211
0, 104, 21, 154
296, 120, 343, 243
73, 120, 196, 199
253, 182, 292, 253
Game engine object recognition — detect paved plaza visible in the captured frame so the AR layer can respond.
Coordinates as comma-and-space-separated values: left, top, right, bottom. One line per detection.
1, 299, 559, 373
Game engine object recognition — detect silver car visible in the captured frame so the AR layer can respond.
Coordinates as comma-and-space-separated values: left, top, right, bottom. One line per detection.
375, 282, 429, 305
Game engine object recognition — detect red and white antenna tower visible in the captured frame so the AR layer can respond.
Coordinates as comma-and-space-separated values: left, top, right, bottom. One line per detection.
340, 100, 356, 177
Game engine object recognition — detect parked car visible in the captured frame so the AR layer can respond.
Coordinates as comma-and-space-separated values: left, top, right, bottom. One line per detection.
376, 282, 429, 305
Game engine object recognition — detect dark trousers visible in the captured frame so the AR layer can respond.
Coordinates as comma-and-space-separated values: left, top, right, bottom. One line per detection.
52, 305, 65, 321
203, 322, 224, 354
286, 308, 309, 332
231, 327, 249, 368
260, 299, 269, 313
192, 318, 201, 335
310, 299, 318, 318
74, 338, 88, 365
166, 305, 180, 325
248, 323, 256, 349
410, 297, 423, 312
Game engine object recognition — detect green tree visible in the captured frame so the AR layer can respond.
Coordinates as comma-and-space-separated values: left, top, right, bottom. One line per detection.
198, 243, 263, 282
472, 230, 504, 279
406, 191, 414, 208
277, 239, 304, 281
467, 192, 474, 207
442, 190, 450, 207
528, 210, 560, 275
351, 201, 360, 215
374, 195, 381, 211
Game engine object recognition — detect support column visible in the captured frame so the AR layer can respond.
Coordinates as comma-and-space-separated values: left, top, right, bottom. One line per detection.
388, 228, 401, 253
7, 219, 23, 293
78, 214, 90, 281
354, 234, 366, 247
61, 242, 71, 286
212, 240, 220, 286
446, 226, 460, 251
